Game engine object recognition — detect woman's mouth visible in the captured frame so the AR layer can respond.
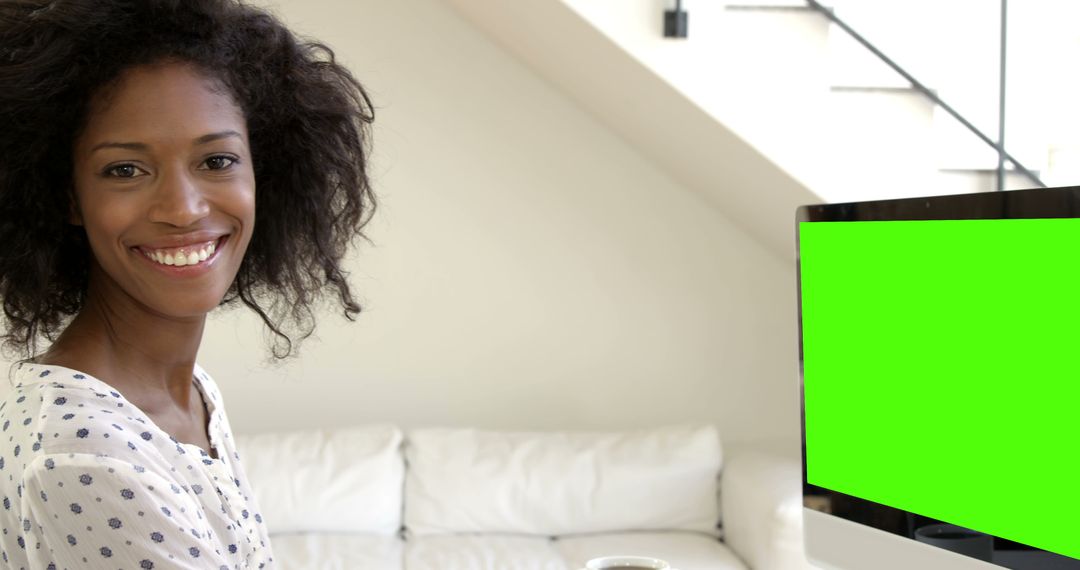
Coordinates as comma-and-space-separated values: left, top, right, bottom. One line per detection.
137, 236, 227, 268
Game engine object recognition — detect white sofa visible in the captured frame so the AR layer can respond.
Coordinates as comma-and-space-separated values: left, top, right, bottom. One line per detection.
235, 424, 814, 570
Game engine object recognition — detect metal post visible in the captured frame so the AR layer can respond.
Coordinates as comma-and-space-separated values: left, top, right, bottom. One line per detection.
996, 0, 1007, 191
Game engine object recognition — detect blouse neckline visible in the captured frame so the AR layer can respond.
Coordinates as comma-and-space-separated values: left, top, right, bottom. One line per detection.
13, 361, 224, 461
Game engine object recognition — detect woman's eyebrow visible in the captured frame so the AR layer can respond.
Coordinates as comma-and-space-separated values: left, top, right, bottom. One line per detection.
193, 130, 243, 145
89, 141, 148, 154
88, 130, 243, 155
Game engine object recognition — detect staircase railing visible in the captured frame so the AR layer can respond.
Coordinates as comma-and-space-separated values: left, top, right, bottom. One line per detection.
805, 0, 1046, 191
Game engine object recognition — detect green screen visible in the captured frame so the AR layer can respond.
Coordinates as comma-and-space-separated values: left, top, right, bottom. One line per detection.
800, 218, 1080, 560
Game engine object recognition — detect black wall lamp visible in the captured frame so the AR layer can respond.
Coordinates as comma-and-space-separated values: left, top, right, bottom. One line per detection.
664, 0, 688, 38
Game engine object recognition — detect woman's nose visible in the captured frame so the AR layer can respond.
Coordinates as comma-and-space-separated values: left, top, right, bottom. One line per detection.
148, 168, 211, 227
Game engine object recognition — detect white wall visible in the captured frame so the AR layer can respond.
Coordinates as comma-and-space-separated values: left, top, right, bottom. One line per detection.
4, 0, 802, 448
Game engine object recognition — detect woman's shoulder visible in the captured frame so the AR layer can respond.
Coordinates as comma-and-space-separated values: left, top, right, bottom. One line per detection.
5, 361, 139, 421
0, 364, 178, 470
2, 363, 129, 434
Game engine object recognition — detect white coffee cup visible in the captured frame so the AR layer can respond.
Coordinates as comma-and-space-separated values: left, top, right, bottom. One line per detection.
585, 555, 671, 569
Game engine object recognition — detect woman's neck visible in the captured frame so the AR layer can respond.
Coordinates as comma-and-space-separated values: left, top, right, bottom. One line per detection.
37, 274, 207, 418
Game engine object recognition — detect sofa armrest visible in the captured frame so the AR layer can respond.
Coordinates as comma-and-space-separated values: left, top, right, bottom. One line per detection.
720, 444, 817, 570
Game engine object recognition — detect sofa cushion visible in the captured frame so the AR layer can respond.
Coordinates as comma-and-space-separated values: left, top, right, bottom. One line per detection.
553, 531, 748, 570
270, 533, 403, 570
404, 424, 722, 536
405, 534, 570, 570
236, 425, 404, 535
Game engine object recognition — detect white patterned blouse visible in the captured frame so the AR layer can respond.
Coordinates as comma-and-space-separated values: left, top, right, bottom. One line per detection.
0, 363, 273, 569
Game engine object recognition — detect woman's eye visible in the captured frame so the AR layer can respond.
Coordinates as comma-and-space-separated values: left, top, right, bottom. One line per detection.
201, 155, 237, 170
105, 164, 143, 178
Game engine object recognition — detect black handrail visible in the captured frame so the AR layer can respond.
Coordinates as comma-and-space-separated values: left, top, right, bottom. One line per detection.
805, 0, 1046, 190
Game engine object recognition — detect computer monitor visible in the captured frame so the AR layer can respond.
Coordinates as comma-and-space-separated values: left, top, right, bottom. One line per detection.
797, 186, 1080, 570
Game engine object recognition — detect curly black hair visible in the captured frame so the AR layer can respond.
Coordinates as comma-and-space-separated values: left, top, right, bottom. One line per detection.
0, 0, 376, 359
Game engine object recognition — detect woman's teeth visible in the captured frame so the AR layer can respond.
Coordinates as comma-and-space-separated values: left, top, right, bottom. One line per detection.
144, 241, 216, 267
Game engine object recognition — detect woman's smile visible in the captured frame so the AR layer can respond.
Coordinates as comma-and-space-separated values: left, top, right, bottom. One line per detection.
135, 234, 229, 273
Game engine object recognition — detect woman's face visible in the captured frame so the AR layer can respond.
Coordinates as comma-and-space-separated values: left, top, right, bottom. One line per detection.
71, 62, 255, 320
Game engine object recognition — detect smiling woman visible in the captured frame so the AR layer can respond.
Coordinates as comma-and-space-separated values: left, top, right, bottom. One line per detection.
0, 0, 375, 568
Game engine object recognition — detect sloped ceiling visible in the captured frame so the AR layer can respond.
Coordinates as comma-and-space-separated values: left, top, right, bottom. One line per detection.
443, 0, 820, 260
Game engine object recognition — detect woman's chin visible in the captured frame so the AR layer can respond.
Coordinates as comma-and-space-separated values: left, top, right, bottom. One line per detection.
135, 290, 233, 321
